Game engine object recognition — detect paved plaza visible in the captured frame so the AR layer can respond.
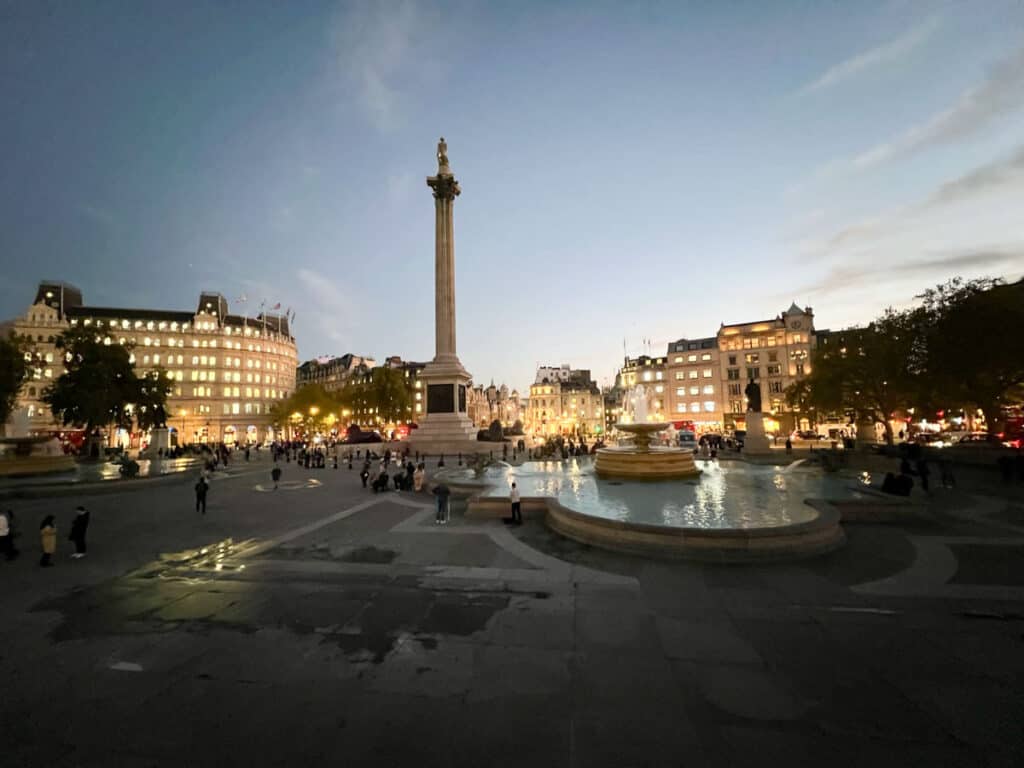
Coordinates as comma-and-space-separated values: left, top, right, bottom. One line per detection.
2, 455, 1023, 767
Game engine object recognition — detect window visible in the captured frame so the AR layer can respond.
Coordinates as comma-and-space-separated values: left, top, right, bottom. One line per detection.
730, 400, 744, 413
673, 356, 682, 363
675, 387, 685, 397
642, 371, 652, 382
728, 383, 742, 396
689, 386, 699, 396
768, 351, 778, 362
702, 369, 713, 378
796, 363, 805, 376
701, 353, 711, 361
747, 367, 760, 380
687, 354, 697, 362
727, 368, 740, 380
745, 353, 759, 364
702, 385, 714, 395
767, 364, 781, 376
654, 385, 664, 393
688, 371, 698, 380
703, 401, 715, 412
655, 371, 662, 381
728, 355, 736, 366
675, 372, 684, 380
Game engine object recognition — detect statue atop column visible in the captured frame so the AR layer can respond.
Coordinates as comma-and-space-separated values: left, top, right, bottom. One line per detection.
744, 379, 762, 413
437, 137, 450, 175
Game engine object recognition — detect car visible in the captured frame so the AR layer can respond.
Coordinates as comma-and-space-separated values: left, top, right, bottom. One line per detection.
949, 432, 1004, 448
793, 429, 823, 441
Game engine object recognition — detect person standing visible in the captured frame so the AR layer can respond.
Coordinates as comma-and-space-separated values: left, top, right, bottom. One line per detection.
195, 475, 209, 514
69, 506, 90, 558
433, 483, 450, 524
785, 436, 793, 455
413, 463, 425, 492
271, 466, 282, 490
39, 516, 57, 567
509, 482, 522, 525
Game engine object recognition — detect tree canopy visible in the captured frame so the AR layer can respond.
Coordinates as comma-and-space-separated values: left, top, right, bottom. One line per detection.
0, 334, 29, 427
134, 367, 174, 431
789, 277, 1024, 440
42, 327, 139, 433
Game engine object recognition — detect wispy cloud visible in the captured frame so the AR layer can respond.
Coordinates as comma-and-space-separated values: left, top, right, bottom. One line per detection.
851, 44, 1024, 169
296, 268, 356, 348
798, 16, 939, 96
330, 1, 449, 132
793, 246, 1023, 298
813, 142, 1024, 253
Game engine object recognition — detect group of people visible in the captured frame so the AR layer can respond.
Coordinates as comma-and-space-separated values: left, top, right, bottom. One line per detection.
0, 506, 90, 566
361, 456, 426, 494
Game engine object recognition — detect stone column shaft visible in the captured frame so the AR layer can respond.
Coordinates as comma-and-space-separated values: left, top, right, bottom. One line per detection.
434, 196, 457, 359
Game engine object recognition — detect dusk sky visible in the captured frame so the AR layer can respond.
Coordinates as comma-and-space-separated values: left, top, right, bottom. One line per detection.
3, 1, 1023, 391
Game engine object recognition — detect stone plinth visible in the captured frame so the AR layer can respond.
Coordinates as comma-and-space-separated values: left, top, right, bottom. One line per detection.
141, 427, 171, 457
743, 412, 772, 455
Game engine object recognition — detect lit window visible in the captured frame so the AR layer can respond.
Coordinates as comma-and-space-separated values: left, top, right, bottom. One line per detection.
704, 401, 715, 412
690, 403, 700, 413
687, 354, 697, 362
703, 385, 714, 395
688, 371, 698, 380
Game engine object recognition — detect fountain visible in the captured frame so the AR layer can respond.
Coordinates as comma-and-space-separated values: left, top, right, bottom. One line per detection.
0, 409, 75, 478
594, 385, 700, 479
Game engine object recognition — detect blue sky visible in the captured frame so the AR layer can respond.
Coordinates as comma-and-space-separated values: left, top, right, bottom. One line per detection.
2, 1, 1023, 391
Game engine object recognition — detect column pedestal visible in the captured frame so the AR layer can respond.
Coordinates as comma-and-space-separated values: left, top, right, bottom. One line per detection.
743, 413, 772, 455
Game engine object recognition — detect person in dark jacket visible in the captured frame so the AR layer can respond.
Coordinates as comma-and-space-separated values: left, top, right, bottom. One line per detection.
271, 466, 282, 490
195, 476, 209, 514
433, 483, 451, 524
69, 505, 90, 558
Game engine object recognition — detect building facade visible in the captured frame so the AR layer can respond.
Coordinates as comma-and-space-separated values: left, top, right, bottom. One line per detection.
665, 337, 722, 431
467, 382, 522, 428
527, 366, 604, 437
611, 303, 817, 436
718, 303, 815, 433
10, 282, 298, 447
295, 353, 376, 392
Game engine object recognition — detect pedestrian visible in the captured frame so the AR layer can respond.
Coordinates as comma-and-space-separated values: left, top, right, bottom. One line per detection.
785, 437, 792, 454
68, 505, 90, 558
195, 475, 209, 514
414, 463, 425, 492
271, 466, 282, 490
360, 461, 371, 488
433, 483, 451, 524
509, 482, 522, 525
0, 509, 11, 560
939, 460, 955, 489
244, 446, 251, 462
3, 510, 18, 560
916, 457, 931, 493
39, 515, 57, 567
333, 454, 339, 470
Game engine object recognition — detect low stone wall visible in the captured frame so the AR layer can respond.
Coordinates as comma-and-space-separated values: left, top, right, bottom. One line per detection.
467, 492, 846, 563
807, 497, 931, 524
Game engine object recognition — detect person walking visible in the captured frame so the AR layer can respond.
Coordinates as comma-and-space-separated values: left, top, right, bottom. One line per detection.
195, 475, 209, 514
0, 509, 11, 561
433, 483, 450, 524
509, 482, 522, 525
69, 506, 90, 558
271, 466, 282, 490
39, 516, 57, 567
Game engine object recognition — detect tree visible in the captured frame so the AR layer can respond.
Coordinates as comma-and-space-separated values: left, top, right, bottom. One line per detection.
340, 368, 411, 426
791, 309, 917, 444
268, 384, 343, 436
134, 367, 173, 431
0, 333, 29, 428
913, 277, 1024, 433
42, 327, 138, 436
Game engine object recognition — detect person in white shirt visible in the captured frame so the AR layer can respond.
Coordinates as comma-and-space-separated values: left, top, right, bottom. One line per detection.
509, 483, 522, 525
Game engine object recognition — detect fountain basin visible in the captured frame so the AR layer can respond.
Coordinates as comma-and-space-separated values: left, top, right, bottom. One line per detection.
595, 422, 699, 479
459, 460, 854, 561
0, 437, 76, 478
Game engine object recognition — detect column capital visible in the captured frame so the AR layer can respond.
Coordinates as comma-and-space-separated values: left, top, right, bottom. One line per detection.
427, 174, 460, 199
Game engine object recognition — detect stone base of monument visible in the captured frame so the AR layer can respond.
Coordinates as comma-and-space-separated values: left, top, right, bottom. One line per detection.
140, 427, 171, 458
742, 412, 772, 455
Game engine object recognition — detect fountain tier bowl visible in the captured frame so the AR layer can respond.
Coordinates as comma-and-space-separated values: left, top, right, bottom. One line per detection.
0, 437, 76, 478
595, 422, 700, 480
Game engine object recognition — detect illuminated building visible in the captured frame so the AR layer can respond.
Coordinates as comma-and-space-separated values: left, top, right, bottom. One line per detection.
527, 365, 603, 437
10, 281, 297, 446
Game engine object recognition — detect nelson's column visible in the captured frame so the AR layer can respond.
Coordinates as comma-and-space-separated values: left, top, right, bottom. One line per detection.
408, 138, 479, 452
